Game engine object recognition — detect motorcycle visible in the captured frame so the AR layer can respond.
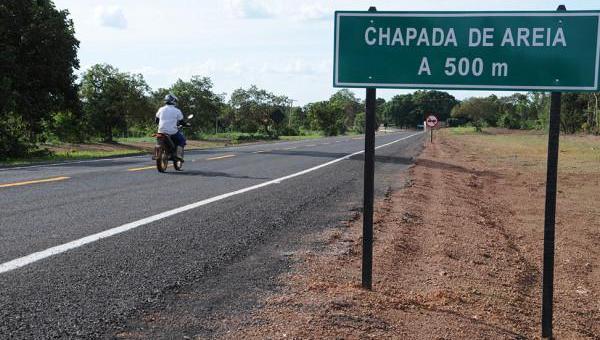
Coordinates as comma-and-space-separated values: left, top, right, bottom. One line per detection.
153, 114, 194, 173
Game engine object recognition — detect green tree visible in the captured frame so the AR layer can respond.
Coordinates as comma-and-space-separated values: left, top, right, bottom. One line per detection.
412, 90, 458, 122
229, 85, 290, 136
497, 93, 535, 129
0, 0, 79, 156
306, 101, 344, 136
288, 106, 307, 130
46, 110, 84, 143
80, 64, 151, 142
383, 94, 416, 128
329, 89, 362, 130
0, 112, 33, 160
354, 112, 366, 133
376, 98, 386, 127
156, 76, 224, 134
560, 93, 587, 134
451, 96, 501, 131
529, 92, 551, 130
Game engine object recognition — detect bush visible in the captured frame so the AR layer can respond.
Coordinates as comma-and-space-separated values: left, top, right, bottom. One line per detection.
47, 111, 86, 143
233, 132, 277, 142
582, 122, 591, 133
127, 123, 156, 138
194, 131, 277, 143
278, 126, 300, 136
354, 112, 366, 133
0, 112, 37, 160
497, 114, 520, 129
520, 119, 537, 130
468, 120, 487, 132
446, 118, 467, 127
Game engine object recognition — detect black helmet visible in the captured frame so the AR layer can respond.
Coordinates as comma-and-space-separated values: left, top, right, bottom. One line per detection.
164, 93, 178, 105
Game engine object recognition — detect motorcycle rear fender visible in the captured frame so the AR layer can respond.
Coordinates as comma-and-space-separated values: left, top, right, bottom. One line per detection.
155, 133, 176, 151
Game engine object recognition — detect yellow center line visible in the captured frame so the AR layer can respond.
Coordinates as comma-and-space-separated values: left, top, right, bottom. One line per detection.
128, 165, 158, 172
352, 137, 363, 140
206, 154, 236, 161
0, 176, 70, 188
306, 144, 317, 147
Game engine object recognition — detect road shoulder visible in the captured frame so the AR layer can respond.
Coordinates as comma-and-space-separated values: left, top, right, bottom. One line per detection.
225, 129, 599, 339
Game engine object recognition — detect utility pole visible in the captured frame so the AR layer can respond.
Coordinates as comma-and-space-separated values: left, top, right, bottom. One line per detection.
594, 93, 599, 133
288, 99, 296, 128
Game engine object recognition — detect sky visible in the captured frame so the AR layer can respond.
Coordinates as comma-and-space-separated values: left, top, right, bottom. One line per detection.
53, 0, 598, 105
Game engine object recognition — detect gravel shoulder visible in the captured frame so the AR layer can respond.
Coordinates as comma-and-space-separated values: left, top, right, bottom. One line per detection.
226, 129, 599, 339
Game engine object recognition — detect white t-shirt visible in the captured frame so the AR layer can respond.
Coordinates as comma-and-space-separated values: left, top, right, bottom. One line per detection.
156, 105, 184, 135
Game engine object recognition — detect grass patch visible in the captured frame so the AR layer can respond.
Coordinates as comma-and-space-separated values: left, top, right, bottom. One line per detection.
443, 129, 600, 174
195, 132, 278, 143
280, 133, 322, 141
448, 126, 478, 135
114, 136, 155, 143
1, 149, 144, 166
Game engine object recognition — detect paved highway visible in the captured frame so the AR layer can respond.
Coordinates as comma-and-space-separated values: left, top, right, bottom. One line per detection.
0, 131, 423, 338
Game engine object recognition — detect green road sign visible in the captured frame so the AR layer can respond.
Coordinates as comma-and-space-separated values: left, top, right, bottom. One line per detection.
333, 11, 600, 91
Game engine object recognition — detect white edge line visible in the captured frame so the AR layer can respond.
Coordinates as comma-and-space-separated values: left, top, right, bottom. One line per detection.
334, 12, 600, 90
0, 132, 423, 274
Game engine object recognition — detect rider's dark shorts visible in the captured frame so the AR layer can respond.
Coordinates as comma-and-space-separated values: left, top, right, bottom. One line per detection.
170, 131, 186, 147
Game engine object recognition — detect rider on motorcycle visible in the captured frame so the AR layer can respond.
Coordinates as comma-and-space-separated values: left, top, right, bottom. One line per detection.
155, 94, 187, 160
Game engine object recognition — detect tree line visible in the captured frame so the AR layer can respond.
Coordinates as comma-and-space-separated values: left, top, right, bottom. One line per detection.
451, 93, 600, 134
1, 1, 599, 160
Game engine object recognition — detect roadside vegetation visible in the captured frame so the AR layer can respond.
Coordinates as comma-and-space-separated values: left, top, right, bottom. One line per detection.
2, 1, 599, 165
450, 92, 600, 134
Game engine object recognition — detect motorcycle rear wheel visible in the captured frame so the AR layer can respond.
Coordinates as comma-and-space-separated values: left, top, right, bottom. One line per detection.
156, 148, 168, 172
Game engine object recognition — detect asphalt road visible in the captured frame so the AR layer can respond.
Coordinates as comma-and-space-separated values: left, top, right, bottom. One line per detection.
0, 131, 424, 339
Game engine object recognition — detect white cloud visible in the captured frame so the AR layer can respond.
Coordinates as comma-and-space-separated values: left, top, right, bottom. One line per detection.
225, 0, 275, 19
258, 58, 329, 77
224, 0, 331, 21
295, 3, 331, 21
132, 60, 246, 81
94, 6, 127, 29
223, 61, 244, 75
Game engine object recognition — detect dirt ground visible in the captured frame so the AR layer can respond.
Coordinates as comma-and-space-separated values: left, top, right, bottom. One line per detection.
225, 129, 600, 339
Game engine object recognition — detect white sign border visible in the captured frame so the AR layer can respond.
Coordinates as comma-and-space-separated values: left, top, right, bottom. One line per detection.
334, 12, 600, 91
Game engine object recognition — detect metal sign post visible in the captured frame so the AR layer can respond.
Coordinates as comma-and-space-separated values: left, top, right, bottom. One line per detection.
541, 7, 565, 339
362, 87, 376, 290
541, 91, 561, 339
361, 6, 377, 290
